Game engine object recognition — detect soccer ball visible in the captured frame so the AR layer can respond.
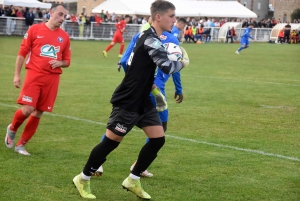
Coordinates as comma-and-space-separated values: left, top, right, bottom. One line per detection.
163, 42, 183, 61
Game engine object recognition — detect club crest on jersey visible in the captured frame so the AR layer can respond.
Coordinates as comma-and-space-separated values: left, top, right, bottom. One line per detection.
40, 45, 60, 59
58, 37, 63, 43
160, 35, 167, 41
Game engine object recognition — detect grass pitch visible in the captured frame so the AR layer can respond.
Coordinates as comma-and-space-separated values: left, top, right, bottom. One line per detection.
0, 36, 299, 201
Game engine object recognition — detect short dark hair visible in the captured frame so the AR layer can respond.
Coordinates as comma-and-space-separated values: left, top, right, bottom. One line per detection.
150, 0, 175, 21
248, 23, 254, 26
125, 15, 130, 18
177, 17, 187, 25
50, 3, 67, 11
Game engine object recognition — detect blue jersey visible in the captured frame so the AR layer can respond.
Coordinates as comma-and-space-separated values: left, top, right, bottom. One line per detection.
241, 27, 253, 40
120, 26, 182, 95
157, 27, 182, 95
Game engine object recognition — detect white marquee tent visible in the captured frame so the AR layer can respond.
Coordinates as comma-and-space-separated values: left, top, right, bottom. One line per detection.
0, 0, 51, 9
92, 0, 257, 18
92, 0, 198, 17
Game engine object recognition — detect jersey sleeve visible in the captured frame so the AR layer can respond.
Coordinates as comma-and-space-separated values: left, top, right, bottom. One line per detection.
121, 33, 140, 72
144, 36, 183, 74
172, 71, 182, 94
62, 34, 71, 67
18, 26, 34, 57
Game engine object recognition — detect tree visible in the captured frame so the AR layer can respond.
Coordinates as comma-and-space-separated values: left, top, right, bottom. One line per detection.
291, 8, 300, 22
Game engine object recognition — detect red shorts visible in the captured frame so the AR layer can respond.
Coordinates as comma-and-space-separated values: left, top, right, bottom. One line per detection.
17, 70, 60, 112
112, 32, 124, 43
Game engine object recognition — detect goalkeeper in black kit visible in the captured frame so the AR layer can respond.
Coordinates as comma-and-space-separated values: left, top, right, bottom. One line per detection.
72, 0, 189, 200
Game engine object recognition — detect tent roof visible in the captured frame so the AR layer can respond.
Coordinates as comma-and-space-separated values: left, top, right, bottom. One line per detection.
0, 0, 51, 9
92, 0, 257, 18
92, 0, 198, 17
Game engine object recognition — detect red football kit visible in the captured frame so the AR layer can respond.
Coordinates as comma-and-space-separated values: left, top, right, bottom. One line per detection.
113, 20, 126, 43
17, 23, 71, 112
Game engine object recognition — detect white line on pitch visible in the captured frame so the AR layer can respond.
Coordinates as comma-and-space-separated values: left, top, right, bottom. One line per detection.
1, 102, 299, 162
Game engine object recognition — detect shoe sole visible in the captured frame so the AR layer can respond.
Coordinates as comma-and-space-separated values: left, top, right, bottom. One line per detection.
122, 185, 151, 200
91, 171, 102, 177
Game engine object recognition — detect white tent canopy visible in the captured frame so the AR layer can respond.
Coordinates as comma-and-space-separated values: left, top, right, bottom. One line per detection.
92, 0, 198, 17
92, 0, 257, 18
0, 0, 52, 9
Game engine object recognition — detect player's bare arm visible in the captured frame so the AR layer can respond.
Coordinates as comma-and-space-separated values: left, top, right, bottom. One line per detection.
13, 55, 25, 88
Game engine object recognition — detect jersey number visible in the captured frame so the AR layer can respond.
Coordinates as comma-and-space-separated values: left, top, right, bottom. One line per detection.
127, 52, 134, 66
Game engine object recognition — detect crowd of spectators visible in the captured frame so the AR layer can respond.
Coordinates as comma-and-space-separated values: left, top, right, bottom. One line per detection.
1, 4, 300, 43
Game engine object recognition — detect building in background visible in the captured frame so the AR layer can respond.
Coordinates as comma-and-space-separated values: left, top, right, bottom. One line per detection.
77, 0, 105, 15
270, 0, 300, 22
44, 0, 77, 14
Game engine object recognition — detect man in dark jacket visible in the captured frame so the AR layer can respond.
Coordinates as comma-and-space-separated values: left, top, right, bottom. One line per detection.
25, 8, 35, 26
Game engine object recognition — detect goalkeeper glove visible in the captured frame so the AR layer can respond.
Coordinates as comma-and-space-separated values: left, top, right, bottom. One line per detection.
151, 87, 168, 112
179, 46, 190, 67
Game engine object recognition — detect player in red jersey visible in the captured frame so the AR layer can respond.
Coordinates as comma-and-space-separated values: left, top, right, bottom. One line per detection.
4, 4, 71, 156
103, 15, 131, 58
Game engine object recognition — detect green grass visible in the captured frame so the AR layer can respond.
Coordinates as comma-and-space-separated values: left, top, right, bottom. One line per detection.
0, 36, 300, 201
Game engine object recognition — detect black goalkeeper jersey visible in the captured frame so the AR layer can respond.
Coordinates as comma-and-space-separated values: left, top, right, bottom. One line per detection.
110, 27, 183, 113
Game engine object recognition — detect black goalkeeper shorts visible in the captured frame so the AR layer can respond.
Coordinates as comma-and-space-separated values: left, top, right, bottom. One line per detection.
106, 106, 162, 136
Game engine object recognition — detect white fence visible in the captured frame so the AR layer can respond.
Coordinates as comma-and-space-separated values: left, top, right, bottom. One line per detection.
0, 17, 272, 42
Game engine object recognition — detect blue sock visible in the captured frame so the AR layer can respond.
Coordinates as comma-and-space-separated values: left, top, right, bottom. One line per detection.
101, 133, 106, 142
145, 138, 150, 143
237, 47, 243, 52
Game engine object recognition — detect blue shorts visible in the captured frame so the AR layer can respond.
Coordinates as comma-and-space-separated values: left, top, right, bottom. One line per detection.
240, 38, 249, 46
150, 93, 168, 123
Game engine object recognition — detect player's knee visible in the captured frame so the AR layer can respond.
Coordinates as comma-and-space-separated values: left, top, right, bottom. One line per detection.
21, 105, 35, 117
31, 110, 43, 118
148, 136, 165, 151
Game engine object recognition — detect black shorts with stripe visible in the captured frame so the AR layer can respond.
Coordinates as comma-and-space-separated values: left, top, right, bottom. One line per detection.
106, 106, 162, 136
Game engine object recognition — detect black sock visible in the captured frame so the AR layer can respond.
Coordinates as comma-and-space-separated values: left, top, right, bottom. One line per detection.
83, 136, 120, 176
132, 136, 165, 177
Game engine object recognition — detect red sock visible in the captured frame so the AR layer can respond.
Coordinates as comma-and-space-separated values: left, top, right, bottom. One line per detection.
17, 115, 40, 146
105, 44, 113, 52
120, 44, 124, 54
10, 109, 28, 132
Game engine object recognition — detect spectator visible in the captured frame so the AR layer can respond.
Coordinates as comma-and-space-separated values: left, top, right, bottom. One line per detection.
37, 8, 42, 19
265, 18, 272, 28
231, 26, 238, 42
277, 28, 284, 44
284, 22, 291, 43
78, 13, 86, 38
226, 26, 233, 43
272, 17, 277, 27
132, 15, 138, 24
111, 12, 116, 22
25, 8, 35, 27
290, 30, 298, 44
0, 5, 5, 16
42, 10, 48, 21
242, 19, 248, 28
142, 17, 147, 24
184, 26, 196, 43
5, 5, 16, 35
15, 7, 24, 34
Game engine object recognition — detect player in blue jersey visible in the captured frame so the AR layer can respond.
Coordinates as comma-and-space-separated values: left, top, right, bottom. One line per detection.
236, 23, 254, 54
94, 18, 188, 178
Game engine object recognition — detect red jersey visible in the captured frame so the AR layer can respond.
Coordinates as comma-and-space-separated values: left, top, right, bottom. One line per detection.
18, 23, 71, 74
115, 20, 126, 34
